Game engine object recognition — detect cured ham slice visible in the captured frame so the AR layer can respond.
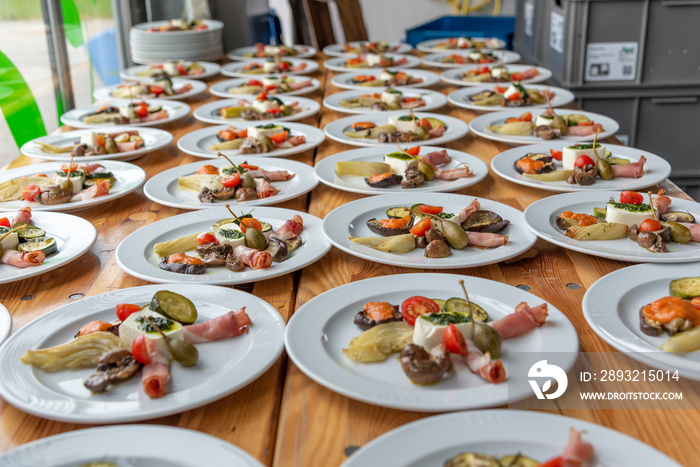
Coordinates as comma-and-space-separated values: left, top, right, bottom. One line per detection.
142, 345, 170, 399
652, 188, 671, 215
611, 155, 646, 178
401, 100, 424, 109
140, 110, 169, 122
566, 123, 603, 136
246, 169, 294, 181
435, 166, 473, 180
80, 163, 106, 175
290, 63, 307, 72
116, 141, 140, 152
489, 302, 548, 339
422, 149, 451, 167
463, 339, 506, 383
466, 231, 508, 247
254, 178, 280, 198
234, 245, 272, 269
680, 223, 700, 242
562, 428, 595, 466
289, 79, 313, 91
71, 180, 110, 202
13, 207, 32, 226
428, 126, 445, 138
1, 249, 45, 267
106, 130, 138, 138
265, 215, 304, 239
458, 199, 481, 223
285, 135, 306, 146
182, 307, 252, 343
174, 83, 193, 94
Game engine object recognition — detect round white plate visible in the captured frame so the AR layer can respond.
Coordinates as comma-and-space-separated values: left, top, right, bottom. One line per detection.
0, 426, 262, 467
193, 96, 320, 125
470, 108, 619, 145
331, 69, 441, 90
220, 58, 319, 77
0, 211, 96, 285
448, 84, 575, 112
0, 303, 11, 345
20, 127, 173, 162
227, 44, 317, 60
60, 100, 190, 129
524, 191, 700, 263
209, 77, 322, 98
177, 122, 325, 159
416, 37, 507, 52
116, 207, 330, 285
323, 192, 537, 269
285, 273, 578, 411
144, 156, 318, 210
323, 41, 413, 57
584, 263, 700, 381
323, 54, 421, 72
441, 64, 552, 86
131, 19, 224, 34
323, 111, 469, 148
322, 87, 448, 114
492, 143, 671, 192
93, 78, 207, 102
421, 50, 521, 68
120, 61, 221, 81
0, 284, 285, 424
314, 146, 488, 195
0, 161, 146, 212
342, 409, 680, 466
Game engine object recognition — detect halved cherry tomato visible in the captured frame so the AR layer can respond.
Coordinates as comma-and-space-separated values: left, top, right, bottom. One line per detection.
0, 217, 10, 228
351, 121, 376, 130
21, 185, 41, 202
691, 297, 700, 311
537, 456, 564, 467
248, 80, 263, 86
150, 85, 164, 95
401, 296, 440, 326
420, 205, 443, 215
417, 118, 431, 128
240, 162, 258, 170
403, 97, 419, 102
406, 146, 420, 156
444, 323, 467, 355
116, 303, 142, 322
269, 131, 289, 144
132, 334, 150, 365
239, 129, 248, 138
518, 112, 532, 122
222, 173, 241, 188
256, 91, 268, 101
60, 162, 79, 173
550, 149, 563, 161
577, 120, 595, 126
267, 108, 282, 114
196, 232, 219, 246
574, 155, 595, 168
177, 63, 188, 75
494, 86, 508, 93
95, 133, 106, 146
477, 66, 491, 74
278, 62, 290, 71
409, 216, 432, 237
510, 72, 524, 81
639, 219, 662, 232
395, 71, 408, 82
240, 217, 263, 233
507, 91, 521, 101
620, 190, 644, 205
265, 84, 278, 91
196, 164, 219, 175
135, 102, 149, 118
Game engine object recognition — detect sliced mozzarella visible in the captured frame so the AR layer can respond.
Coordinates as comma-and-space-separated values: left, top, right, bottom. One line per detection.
535, 115, 555, 127
79, 131, 97, 148
365, 54, 383, 67
163, 62, 179, 76
413, 314, 473, 350
503, 85, 520, 99
381, 90, 402, 105
262, 76, 280, 87
263, 61, 278, 73
248, 125, 284, 139
605, 203, 654, 227
384, 153, 416, 175
389, 116, 418, 133
379, 71, 394, 82
491, 66, 508, 79
562, 144, 606, 171
457, 37, 471, 48
119, 104, 137, 120
252, 99, 280, 113
119, 310, 183, 360
214, 222, 246, 248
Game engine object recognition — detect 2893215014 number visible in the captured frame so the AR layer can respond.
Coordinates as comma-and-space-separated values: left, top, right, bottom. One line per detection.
598, 369, 680, 382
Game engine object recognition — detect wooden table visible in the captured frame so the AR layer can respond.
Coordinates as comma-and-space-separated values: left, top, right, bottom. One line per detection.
1, 58, 696, 467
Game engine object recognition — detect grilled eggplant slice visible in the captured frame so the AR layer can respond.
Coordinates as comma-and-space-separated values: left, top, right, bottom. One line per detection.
661, 211, 696, 223
461, 210, 510, 233
513, 153, 555, 175
364, 172, 403, 188
366, 215, 414, 236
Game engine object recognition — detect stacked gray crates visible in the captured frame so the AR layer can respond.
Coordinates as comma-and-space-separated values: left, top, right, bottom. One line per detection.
513, 0, 700, 198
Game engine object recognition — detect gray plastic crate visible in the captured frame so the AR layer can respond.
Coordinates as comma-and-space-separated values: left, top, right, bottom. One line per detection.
534, 0, 700, 89
512, 0, 542, 65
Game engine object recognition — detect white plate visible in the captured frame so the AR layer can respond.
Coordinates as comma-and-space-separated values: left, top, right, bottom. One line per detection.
20, 128, 173, 162
323, 193, 537, 269
220, 58, 319, 77
322, 87, 448, 114
441, 64, 552, 86
60, 100, 190, 129
120, 61, 221, 81
0, 303, 11, 345
323, 54, 421, 72
470, 108, 619, 145
0, 425, 264, 467
524, 191, 700, 263
448, 84, 575, 112
342, 409, 680, 466
0, 284, 284, 423
0, 211, 96, 285
93, 78, 207, 101
144, 156, 318, 210
209, 77, 322, 98
227, 44, 317, 60
421, 50, 521, 68
116, 207, 330, 285
193, 96, 320, 125
492, 143, 671, 192
314, 146, 488, 195
331, 69, 441, 90
323, 111, 469, 148
322, 41, 413, 57
584, 263, 700, 381
177, 122, 325, 159
416, 37, 507, 52
285, 273, 578, 411
0, 161, 147, 212
131, 19, 224, 34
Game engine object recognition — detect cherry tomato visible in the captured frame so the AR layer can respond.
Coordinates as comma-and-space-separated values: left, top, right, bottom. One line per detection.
222, 173, 241, 188
477, 66, 491, 74
239, 129, 248, 138
21, 185, 41, 202
0, 217, 10, 228
196, 232, 219, 245
406, 146, 420, 156
691, 297, 700, 311
574, 155, 595, 168
239, 162, 258, 170
518, 112, 532, 122
420, 205, 443, 215
395, 71, 408, 82
417, 118, 431, 128
443, 323, 468, 355
639, 219, 662, 232
131, 334, 150, 365
177, 63, 188, 75
401, 296, 440, 326
505, 117, 519, 124
116, 303, 142, 322
620, 190, 644, 205
269, 131, 289, 144
267, 108, 282, 114
248, 80, 263, 86
240, 217, 262, 233
135, 103, 149, 118
403, 97, 419, 102
265, 84, 278, 91
149, 85, 164, 95
577, 120, 595, 126
409, 216, 431, 237
196, 164, 219, 175
60, 162, 79, 173
550, 149, 563, 161
494, 86, 508, 93
537, 456, 564, 467
95, 133, 106, 146
278, 61, 290, 71
507, 91, 521, 101
256, 91, 268, 101
510, 72, 524, 81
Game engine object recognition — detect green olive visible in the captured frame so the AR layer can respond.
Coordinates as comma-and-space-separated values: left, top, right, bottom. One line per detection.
417, 161, 435, 181
167, 338, 199, 367
280, 105, 293, 116
662, 222, 692, 244
245, 228, 268, 251
473, 322, 502, 358
240, 173, 256, 189
552, 115, 568, 136
414, 125, 430, 140
388, 102, 401, 110
596, 156, 613, 180
260, 135, 274, 151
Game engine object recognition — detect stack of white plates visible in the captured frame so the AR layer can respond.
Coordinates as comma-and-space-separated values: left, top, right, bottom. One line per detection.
130, 19, 224, 64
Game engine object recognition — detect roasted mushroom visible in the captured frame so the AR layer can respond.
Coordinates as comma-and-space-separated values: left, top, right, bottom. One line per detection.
399, 343, 449, 385
37, 185, 71, 205
424, 239, 451, 258
83, 350, 141, 393
461, 210, 510, 233
534, 125, 557, 140
265, 236, 289, 262
235, 187, 259, 201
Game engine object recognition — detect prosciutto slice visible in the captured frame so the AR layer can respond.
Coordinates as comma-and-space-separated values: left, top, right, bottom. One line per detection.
80, 163, 106, 175
1, 249, 45, 267
611, 155, 646, 178
289, 79, 313, 91
679, 223, 700, 242
13, 207, 32, 226
467, 231, 508, 247
463, 339, 506, 384
71, 180, 110, 202
246, 169, 294, 181
141, 110, 169, 122
435, 167, 473, 180
142, 341, 170, 399
422, 149, 451, 167
562, 428, 595, 466
285, 135, 306, 146
183, 307, 252, 344
489, 302, 548, 339
264, 215, 304, 239
652, 189, 671, 215
458, 199, 481, 223
566, 123, 603, 136
254, 177, 280, 198
234, 245, 272, 269
428, 126, 445, 138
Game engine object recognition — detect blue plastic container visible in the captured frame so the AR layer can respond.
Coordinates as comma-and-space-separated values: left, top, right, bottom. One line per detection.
87, 28, 121, 86
405, 16, 516, 49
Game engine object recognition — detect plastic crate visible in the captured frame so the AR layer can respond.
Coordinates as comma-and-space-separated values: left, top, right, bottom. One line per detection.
512, 0, 541, 64
534, 0, 700, 89
405, 16, 515, 49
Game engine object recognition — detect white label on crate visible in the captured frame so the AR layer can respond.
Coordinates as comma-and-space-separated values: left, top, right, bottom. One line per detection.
524, 2, 534, 37
585, 42, 639, 81
549, 11, 564, 53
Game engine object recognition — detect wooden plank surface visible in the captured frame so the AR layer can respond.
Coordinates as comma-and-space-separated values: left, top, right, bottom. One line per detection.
1, 53, 696, 467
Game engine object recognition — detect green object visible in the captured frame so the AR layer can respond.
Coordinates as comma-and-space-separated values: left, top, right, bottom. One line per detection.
17, 237, 58, 256
669, 277, 700, 299
149, 290, 198, 324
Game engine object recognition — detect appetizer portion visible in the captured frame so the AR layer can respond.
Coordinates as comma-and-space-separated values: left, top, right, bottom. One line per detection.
226, 76, 315, 95
341, 41, 403, 54
338, 53, 409, 69
33, 129, 145, 158
0, 207, 57, 268
147, 18, 208, 32
486, 108, 604, 140
438, 50, 501, 65
81, 102, 170, 125
339, 88, 426, 111
239, 59, 307, 74
208, 124, 307, 154
430, 36, 504, 50
461, 65, 540, 83
218, 92, 306, 121
350, 69, 425, 87
343, 113, 446, 143
242, 43, 310, 58
136, 61, 206, 78
469, 82, 555, 108
108, 77, 193, 99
